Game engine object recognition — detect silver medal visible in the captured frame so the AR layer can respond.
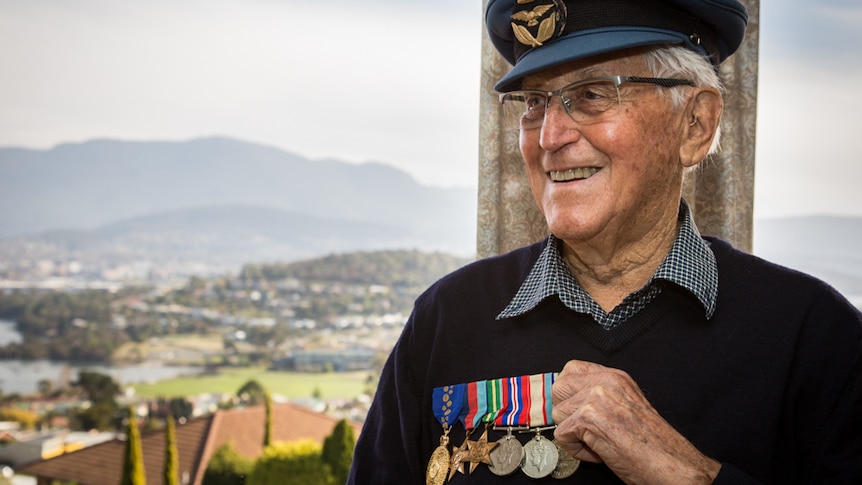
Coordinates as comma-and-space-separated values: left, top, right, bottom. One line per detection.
520, 431, 559, 479
488, 427, 525, 476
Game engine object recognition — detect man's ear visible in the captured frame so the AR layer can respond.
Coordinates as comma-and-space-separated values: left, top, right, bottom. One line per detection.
679, 87, 722, 168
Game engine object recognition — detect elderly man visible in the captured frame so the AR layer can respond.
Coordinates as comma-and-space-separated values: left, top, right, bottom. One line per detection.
348, 0, 862, 483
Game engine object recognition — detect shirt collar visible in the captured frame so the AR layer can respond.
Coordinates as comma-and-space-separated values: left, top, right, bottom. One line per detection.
497, 199, 718, 321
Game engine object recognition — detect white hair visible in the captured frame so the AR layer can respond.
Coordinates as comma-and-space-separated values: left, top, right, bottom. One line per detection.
642, 46, 724, 155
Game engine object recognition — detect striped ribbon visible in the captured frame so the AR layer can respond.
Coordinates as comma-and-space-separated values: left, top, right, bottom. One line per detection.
464, 380, 487, 430
496, 372, 554, 427
483, 379, 505, 425
433, 372, 556, 430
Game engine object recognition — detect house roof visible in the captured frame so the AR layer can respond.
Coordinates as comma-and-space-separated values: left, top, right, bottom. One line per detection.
18, 403, 362, 485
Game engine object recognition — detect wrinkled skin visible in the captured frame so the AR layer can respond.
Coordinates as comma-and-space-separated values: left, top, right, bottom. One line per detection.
552, 360, 720, 484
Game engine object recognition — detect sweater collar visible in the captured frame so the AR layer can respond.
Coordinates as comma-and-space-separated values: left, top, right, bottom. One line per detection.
497, 199, 718, 321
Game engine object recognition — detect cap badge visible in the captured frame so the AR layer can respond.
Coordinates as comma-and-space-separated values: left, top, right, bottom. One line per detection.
510, 0, 567, 48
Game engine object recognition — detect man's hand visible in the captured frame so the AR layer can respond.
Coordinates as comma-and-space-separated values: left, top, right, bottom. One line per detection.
552, 360, 721, 485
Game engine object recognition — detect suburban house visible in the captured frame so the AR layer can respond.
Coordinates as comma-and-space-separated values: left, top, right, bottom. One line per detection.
17, 403, 362, 485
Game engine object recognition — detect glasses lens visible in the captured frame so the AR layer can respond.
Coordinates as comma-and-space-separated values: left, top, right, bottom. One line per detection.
500, 91, 547, 130
562, 80, 620, 120
499, 79, 622, 130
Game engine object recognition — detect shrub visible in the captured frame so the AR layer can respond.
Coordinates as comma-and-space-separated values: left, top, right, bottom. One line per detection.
202, 442, 253, 485
247, 440, 334, 485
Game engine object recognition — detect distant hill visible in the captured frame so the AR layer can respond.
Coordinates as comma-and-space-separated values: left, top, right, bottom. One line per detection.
0, 137, 477, 270
240, 250, 473, 288
0, 137, 476, 241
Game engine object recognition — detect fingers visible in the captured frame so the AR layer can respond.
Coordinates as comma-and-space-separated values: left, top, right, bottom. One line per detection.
553, 435, 604, 464
550, 359, 719, 484
558, 358, 607, 378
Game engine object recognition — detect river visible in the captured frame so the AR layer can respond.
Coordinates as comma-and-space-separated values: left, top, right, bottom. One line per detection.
0, 319, 204, 395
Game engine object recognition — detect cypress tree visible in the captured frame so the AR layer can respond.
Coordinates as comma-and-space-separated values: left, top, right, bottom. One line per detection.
263, 390, 273, 448
119, 407, 146, 485
321, 419, 356, 484
164, 416, 179, 485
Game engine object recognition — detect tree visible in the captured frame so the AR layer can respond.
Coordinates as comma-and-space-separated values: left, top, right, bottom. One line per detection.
247, 440, 334, 485
76, 370, 121, 404
72, 370, 122, 431
202, 442, 253, 485
119, 407, 146, 485
263, 391, 273, 448
37, 378, 53, 397
322, 419, 356, 484
235, 379, 267, 406
163, 416, 179, 485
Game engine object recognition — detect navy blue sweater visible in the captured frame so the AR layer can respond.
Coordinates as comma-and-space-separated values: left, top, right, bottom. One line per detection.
348, 237, 862, 484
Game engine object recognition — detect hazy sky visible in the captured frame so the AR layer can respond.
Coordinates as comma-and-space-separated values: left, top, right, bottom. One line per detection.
1, 0, 861, 218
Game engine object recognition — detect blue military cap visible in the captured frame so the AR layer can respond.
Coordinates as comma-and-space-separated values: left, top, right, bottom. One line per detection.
486, 0, 748, 91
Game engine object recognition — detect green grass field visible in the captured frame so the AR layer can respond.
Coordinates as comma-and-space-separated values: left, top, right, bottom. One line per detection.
131, 367, 372, 400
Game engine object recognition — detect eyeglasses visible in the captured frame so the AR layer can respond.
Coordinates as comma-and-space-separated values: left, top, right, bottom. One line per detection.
499, 75, 695, 130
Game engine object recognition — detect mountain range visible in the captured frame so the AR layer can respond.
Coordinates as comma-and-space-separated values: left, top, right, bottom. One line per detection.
1, 137, 861, 304
0, 137, 477, 269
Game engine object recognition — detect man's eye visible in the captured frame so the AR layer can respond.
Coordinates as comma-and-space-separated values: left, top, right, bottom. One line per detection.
524, 94, 546, 110
571, 85, 613, 101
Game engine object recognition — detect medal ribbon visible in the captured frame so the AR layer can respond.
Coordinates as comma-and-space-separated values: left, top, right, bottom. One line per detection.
464, 380, 488, 430
483, 379, 505, 424
486, 373, 556, 427
497, 375, 531, 426
432, 383, 466, 429
436, 372, 557, 428
528, 372, 555, 426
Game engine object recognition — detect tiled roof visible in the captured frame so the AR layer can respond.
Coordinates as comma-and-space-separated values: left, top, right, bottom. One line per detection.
18, 403, 362, 485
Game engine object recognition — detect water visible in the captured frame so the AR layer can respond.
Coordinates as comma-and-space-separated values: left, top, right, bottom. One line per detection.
0, 359, 204, 396
0, 319, 205, 395
0, 319, 23, 346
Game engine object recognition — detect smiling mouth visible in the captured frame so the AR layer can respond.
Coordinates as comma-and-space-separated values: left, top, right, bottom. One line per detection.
549, 168, 600, 182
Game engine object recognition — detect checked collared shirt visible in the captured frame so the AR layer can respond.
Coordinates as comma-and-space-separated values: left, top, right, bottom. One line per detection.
497, 200, 718, 330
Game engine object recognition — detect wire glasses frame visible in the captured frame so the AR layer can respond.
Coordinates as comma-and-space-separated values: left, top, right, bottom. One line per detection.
499, 75, 696, 130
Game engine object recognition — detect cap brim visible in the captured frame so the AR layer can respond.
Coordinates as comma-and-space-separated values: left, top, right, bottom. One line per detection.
494, 26, 697, 92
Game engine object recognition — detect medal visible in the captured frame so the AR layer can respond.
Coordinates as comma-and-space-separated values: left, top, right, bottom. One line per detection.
448, 430, 472, 480
427, 384, 464, 485
551, 438, 581, 479
425, 428, 450, 485
429, 372, 558, 477
465, 380, 499, 473
488, 426, 526, 476
520, 427, 559, 479
468, 424, 497, 473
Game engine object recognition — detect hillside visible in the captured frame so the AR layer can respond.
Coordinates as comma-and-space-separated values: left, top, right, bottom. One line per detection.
0, 249, 472, 363
0, 138, 477, 274
0, 137, 476, 240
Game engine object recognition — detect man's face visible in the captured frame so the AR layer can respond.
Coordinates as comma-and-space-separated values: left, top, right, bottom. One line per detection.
518, 51, 689, 249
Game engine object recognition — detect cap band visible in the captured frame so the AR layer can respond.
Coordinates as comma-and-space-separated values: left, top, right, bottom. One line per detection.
511, 0, 720, 65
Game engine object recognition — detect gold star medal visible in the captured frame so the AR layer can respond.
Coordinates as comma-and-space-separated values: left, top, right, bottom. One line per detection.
448, 430, 473, 480
467, 424, 498, 473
